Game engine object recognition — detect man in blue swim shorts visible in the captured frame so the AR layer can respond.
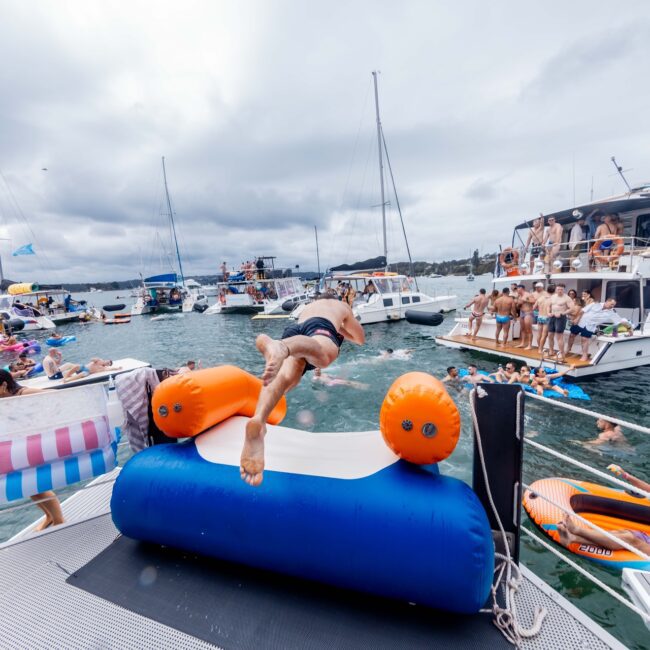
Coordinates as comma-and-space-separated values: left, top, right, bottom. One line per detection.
493, 288, 516, 347
241, 291, 366, 487
42, 349, 81, 382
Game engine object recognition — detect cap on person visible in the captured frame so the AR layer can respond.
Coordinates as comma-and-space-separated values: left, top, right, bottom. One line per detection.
517, 283, 525, 289
535, 282, 544, 288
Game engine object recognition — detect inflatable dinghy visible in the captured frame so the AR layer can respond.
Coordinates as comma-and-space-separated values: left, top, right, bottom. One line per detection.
112, 367, 494, 614
524, 478, 650, 570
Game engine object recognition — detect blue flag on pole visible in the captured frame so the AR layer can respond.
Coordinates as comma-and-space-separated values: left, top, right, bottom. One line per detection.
12, 243, 35, 256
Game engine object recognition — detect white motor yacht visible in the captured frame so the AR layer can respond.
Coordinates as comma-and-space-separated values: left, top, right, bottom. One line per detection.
300, 272, 456, 325
437, 184, 650, 377
131, 274, 195, 315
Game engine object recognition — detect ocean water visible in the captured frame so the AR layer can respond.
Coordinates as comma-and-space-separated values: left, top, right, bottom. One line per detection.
2, 276, 649, 648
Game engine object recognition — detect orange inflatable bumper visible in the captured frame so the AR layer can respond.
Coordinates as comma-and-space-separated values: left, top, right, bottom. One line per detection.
380, 372, 460, 464
152, 365, 287, 438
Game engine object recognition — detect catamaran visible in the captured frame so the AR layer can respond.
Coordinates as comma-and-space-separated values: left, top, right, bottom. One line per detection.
131, 158, 205, 316
295, 72, 456, 324
437, 178, 650, 377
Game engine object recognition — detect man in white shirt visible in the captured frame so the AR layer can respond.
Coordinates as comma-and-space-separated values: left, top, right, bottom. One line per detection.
569, 299, 632, 361
569, 218, 587, 265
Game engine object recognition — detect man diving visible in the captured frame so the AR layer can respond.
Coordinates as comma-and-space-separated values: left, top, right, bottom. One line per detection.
241, 291, 366, 486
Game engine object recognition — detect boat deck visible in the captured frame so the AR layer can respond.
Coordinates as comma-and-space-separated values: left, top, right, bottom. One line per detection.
0, 478, 624, 649
437, 334, 593, 368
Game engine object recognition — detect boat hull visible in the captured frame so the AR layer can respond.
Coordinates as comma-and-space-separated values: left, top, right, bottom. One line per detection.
436, 316, 650, 377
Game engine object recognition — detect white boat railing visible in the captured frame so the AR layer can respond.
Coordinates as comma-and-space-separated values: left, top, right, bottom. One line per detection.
480, 388, 650, 626
497, 235, 650, 277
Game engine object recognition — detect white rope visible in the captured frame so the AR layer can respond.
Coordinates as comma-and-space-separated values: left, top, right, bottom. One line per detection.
524, 438, 650, 500
525, 392, 650, 436
521, 481, 650, 560
521, 527, 650, 624
470, 387, 547, 646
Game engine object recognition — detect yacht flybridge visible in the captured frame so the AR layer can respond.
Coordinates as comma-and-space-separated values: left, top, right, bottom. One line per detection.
437, 184, 650, 377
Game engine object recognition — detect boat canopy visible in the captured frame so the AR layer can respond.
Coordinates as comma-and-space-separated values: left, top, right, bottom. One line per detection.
144, 273, 179, 287
513, 195, 650, 231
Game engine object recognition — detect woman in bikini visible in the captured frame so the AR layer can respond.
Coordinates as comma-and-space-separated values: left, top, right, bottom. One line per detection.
0, 370, 65, 531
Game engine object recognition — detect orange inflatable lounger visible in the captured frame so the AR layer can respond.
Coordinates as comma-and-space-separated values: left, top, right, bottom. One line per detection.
152, 365, 287, 438
523, 478, 650, 570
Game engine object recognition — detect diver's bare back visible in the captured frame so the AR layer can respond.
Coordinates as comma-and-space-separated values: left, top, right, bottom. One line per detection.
298, 300, 353, 337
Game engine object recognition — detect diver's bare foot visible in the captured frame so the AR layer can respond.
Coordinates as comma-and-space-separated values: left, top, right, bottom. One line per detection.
240, 419, 266, 487
256, 334, 289, 385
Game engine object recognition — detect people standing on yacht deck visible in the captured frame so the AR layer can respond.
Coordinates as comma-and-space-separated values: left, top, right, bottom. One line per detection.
570, 299, 632, 362
256, 257, 265, 279
0, 370, 65, 531
240, 292, 365, 486
567, 290, 592, 352
543, 216, 564, 271
594, 214, 618, 241
547, 284, 573, 362
524, 217, 545, 271
534, 283, 553, 352
488, 289, 500, 314
494, 288, 516, 347
569, 217, 588, 262
515, 285, 535, 349
464, 288, 489, 339
220, 261, 229, 281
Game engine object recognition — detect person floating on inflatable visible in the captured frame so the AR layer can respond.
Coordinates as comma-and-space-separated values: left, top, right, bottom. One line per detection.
241, 291, 365, 486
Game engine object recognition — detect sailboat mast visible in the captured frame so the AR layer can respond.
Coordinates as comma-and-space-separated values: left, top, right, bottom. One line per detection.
372, 71, 388, 270
314, 225, 321, 279
162, 156, 185, 284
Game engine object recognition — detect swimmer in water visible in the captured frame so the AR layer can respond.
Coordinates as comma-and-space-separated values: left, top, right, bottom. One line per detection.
312, 368, 368, 389
583, 419, 629, 446
378, 348, 414, 360
241, 292, 365, 486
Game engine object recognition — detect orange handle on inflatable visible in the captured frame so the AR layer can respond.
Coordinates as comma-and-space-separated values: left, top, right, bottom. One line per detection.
380, 372, 460, 465
152, 365, 287, 438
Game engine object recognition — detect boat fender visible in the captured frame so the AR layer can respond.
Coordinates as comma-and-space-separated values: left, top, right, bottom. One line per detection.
193, 303, 208, 313
6, 319, 25, 332
281, 299, 297, 312
405, 310, 444, 326
103, 304, 127, 312
380, 372, 460, 464
152, 365, 287, 438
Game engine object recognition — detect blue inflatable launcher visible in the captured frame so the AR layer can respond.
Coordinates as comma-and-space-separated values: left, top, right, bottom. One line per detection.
111, 367, 494, 614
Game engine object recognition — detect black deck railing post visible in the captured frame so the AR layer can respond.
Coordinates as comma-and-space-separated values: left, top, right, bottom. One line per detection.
471, 384, 525, 563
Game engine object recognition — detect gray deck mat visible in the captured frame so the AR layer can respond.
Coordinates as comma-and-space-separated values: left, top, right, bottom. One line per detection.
68, 535, 511, 650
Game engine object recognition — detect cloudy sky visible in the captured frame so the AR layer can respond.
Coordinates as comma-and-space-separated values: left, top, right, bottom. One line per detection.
1, 1, 649, 283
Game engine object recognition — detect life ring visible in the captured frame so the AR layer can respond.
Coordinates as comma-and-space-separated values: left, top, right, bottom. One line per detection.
523, 477, 650, 570
499, 248, 520, 276
590, 236, 624, 265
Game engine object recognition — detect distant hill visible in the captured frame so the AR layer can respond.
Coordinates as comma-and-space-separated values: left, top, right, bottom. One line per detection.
0, 252, 496, 291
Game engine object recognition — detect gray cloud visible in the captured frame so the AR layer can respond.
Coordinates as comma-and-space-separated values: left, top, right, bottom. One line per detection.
1, 1, 650, 283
